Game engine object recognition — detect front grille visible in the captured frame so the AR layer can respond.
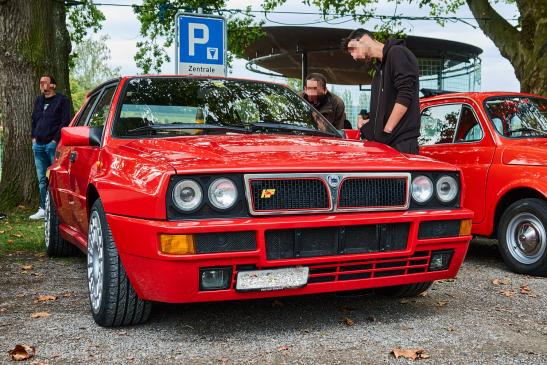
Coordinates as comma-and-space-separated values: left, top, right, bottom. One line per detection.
228, 251, 432, 288
249, 178, 329, 212
307, 251, 430, 283
338, 177, 407, 208
265, 223, 410, 260
195, 231, 256, 253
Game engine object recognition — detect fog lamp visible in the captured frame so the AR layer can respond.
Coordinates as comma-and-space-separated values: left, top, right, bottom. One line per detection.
199, 267, 232, 291
429, 250, 453, 271
160, 234, 195, 255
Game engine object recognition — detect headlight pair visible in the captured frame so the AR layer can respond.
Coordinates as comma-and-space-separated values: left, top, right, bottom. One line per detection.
172, 178, 238, 212
411, 175, 458, 204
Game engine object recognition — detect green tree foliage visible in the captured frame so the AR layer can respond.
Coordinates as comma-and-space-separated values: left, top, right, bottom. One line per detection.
70, 35, 121, 111
133, 1, 265, 73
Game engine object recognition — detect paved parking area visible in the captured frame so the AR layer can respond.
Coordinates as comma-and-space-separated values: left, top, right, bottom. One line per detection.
1, 238, 546, 364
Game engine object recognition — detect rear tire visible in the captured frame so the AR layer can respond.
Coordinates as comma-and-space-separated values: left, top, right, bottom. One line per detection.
88, 199, 152, 326
44, 189, 79, 257
498, 198, 547, 277
376, 281, 433, 297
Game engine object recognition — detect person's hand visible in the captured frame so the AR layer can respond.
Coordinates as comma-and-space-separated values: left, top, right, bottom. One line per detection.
383, 127, 393, 133
357, 117, 369, 129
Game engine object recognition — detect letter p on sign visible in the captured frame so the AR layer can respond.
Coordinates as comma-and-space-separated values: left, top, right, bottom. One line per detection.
188, 23, 209, 56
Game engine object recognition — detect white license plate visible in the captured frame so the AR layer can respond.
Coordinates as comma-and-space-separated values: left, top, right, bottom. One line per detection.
236, 267, 309, 292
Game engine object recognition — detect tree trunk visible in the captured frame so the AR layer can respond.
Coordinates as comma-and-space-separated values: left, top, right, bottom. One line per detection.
0, 0, 59, 209
466, 0, 547, 96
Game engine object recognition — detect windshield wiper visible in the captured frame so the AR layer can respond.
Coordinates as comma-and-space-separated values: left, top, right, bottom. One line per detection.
249, 121, 341, 137
126, 123, 252, 135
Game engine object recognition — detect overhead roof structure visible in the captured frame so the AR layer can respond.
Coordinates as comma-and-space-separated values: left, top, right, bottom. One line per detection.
243, 26, 483, 85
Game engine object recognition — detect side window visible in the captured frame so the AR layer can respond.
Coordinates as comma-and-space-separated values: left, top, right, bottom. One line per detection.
419, 104, 461, 146
74, 93, 100, 126
87, 86, 117, 128
455, 105, 483, 143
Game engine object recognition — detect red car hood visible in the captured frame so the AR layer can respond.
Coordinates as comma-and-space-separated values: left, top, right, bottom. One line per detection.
120, 135, 452, 174
501, 139, 547, 166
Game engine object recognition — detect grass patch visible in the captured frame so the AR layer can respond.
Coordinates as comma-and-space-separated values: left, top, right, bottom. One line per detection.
0, 206, 44, 253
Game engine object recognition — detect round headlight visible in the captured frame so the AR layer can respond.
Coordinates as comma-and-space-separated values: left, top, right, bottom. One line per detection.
208, 178, 238, 210
436, 175, 458, 203
172, 180, 202, 211
411, 175, 434, 203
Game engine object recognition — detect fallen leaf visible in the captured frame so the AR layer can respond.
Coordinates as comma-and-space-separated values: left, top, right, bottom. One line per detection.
7, 240, 13, 244
9, 344, 35, 361
62, 292, 72, 297
339, 306, 355, 313
400, 299, 410, 304
418, 291, 428, 297
342, 317, 354, 326
435, 300, 449, 307
492, 278, 511, 286
35, 295, 57, 302
271, 300, 284, 308
0, 230, 4, 234
31, 311, 51, 318
276, 345, 289, 351
520, 285, 531, 294
447, 326, 456, 332
21, 265, 33, 270
11, 233, 23, 238
500, 290, 515, 297
391, 348, 430, 360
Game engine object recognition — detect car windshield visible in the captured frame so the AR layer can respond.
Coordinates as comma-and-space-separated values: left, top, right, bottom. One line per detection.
484, 96, 547, 138
113, 77, 340, 138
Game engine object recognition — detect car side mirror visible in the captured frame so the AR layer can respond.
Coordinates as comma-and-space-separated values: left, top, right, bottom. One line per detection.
61, 126, 103, 147
343, 129, 361, 140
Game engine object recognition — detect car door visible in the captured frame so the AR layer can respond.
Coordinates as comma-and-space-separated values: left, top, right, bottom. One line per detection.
69, 84, 118, 235
419, 102, 496, 223
54, 92, 101, 229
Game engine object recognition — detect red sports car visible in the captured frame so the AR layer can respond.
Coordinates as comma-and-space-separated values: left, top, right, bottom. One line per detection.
419, 92, 547, 276
46, 76, 473, 326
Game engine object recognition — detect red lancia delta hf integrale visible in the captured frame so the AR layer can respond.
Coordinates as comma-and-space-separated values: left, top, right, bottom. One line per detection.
419, 92, 547, 276
46, 76, 473, 326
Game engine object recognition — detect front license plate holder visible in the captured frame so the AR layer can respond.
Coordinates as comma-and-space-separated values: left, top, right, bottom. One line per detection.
236, 267, 309, 292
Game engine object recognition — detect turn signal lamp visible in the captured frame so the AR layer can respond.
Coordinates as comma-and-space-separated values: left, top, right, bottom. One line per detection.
160, 234, 196, 255
459, 219, 473, 236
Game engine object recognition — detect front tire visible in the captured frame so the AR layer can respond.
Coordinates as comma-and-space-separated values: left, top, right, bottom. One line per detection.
44, 189, 78, 257
376, 281, 433, 297
498, 198, 547, 277
88, 199, 152, 326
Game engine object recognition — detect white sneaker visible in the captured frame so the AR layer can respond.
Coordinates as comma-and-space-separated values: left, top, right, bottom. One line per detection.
29, 208, 45, 220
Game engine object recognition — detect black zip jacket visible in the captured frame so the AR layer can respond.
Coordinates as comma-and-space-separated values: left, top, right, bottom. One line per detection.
360, 39, 420, 146
31, 93, 72, 144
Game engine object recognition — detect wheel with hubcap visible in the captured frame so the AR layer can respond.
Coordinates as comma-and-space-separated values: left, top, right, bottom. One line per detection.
498, 198, 547, 277
88, 199, 152, 326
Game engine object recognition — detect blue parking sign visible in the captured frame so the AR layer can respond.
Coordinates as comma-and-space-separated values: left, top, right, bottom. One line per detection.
176, 13, 226, 76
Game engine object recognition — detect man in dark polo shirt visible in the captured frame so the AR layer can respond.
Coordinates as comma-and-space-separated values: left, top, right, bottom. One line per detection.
301, 73, 347, 130
30, 75, 71, 220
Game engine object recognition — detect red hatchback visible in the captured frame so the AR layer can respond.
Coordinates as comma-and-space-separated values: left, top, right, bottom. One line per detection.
419, 92, 547, 276
46, 76, 473, 326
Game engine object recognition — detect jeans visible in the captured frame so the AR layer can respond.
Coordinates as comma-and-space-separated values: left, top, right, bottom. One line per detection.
32, 141, 56, 209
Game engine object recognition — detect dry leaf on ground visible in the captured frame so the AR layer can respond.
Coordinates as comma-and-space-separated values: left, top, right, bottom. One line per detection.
392, 348, 430, 360
21, 265, 33, 270
35, 295, 58, 303
276, 345, 289, 351
0, 230, 5, 234
500, 290, 515, 297
31, 312, 51, 318
435, 300, 449, 307
9, 344, 35, 361
271, 300, 284, 308
342, 317, 355, 326
492, 278, 511, 286
7, 240, 13, 244
418, 291, 429, 297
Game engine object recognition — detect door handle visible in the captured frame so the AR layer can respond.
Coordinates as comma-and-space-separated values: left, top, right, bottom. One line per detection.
70, 151, 77, 163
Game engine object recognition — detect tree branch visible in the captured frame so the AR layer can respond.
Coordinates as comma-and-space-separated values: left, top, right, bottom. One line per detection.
465, 0, 520, 60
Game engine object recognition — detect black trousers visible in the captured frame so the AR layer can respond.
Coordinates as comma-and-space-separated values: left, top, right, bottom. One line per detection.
391, 138, 419, 154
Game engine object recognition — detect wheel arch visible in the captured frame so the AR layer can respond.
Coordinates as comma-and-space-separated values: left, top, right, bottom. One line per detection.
493, 187, 546, 238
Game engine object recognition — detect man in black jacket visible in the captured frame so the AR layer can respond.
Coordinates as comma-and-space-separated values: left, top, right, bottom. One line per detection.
301, 73, 347, 130
30, 75, 71, 220
342, 29, 420, 154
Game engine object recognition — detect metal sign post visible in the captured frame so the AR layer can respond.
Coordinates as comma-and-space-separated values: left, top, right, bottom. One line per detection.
175, 12, 227, 77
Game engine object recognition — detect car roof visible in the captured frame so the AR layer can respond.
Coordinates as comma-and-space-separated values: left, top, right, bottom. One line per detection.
421, 91, 547, 103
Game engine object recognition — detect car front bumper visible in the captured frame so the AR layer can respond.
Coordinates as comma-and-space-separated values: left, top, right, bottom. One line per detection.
107, 209, 473, 303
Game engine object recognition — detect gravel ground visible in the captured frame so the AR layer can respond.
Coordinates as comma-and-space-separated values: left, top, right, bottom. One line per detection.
1, 238, 546, 365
